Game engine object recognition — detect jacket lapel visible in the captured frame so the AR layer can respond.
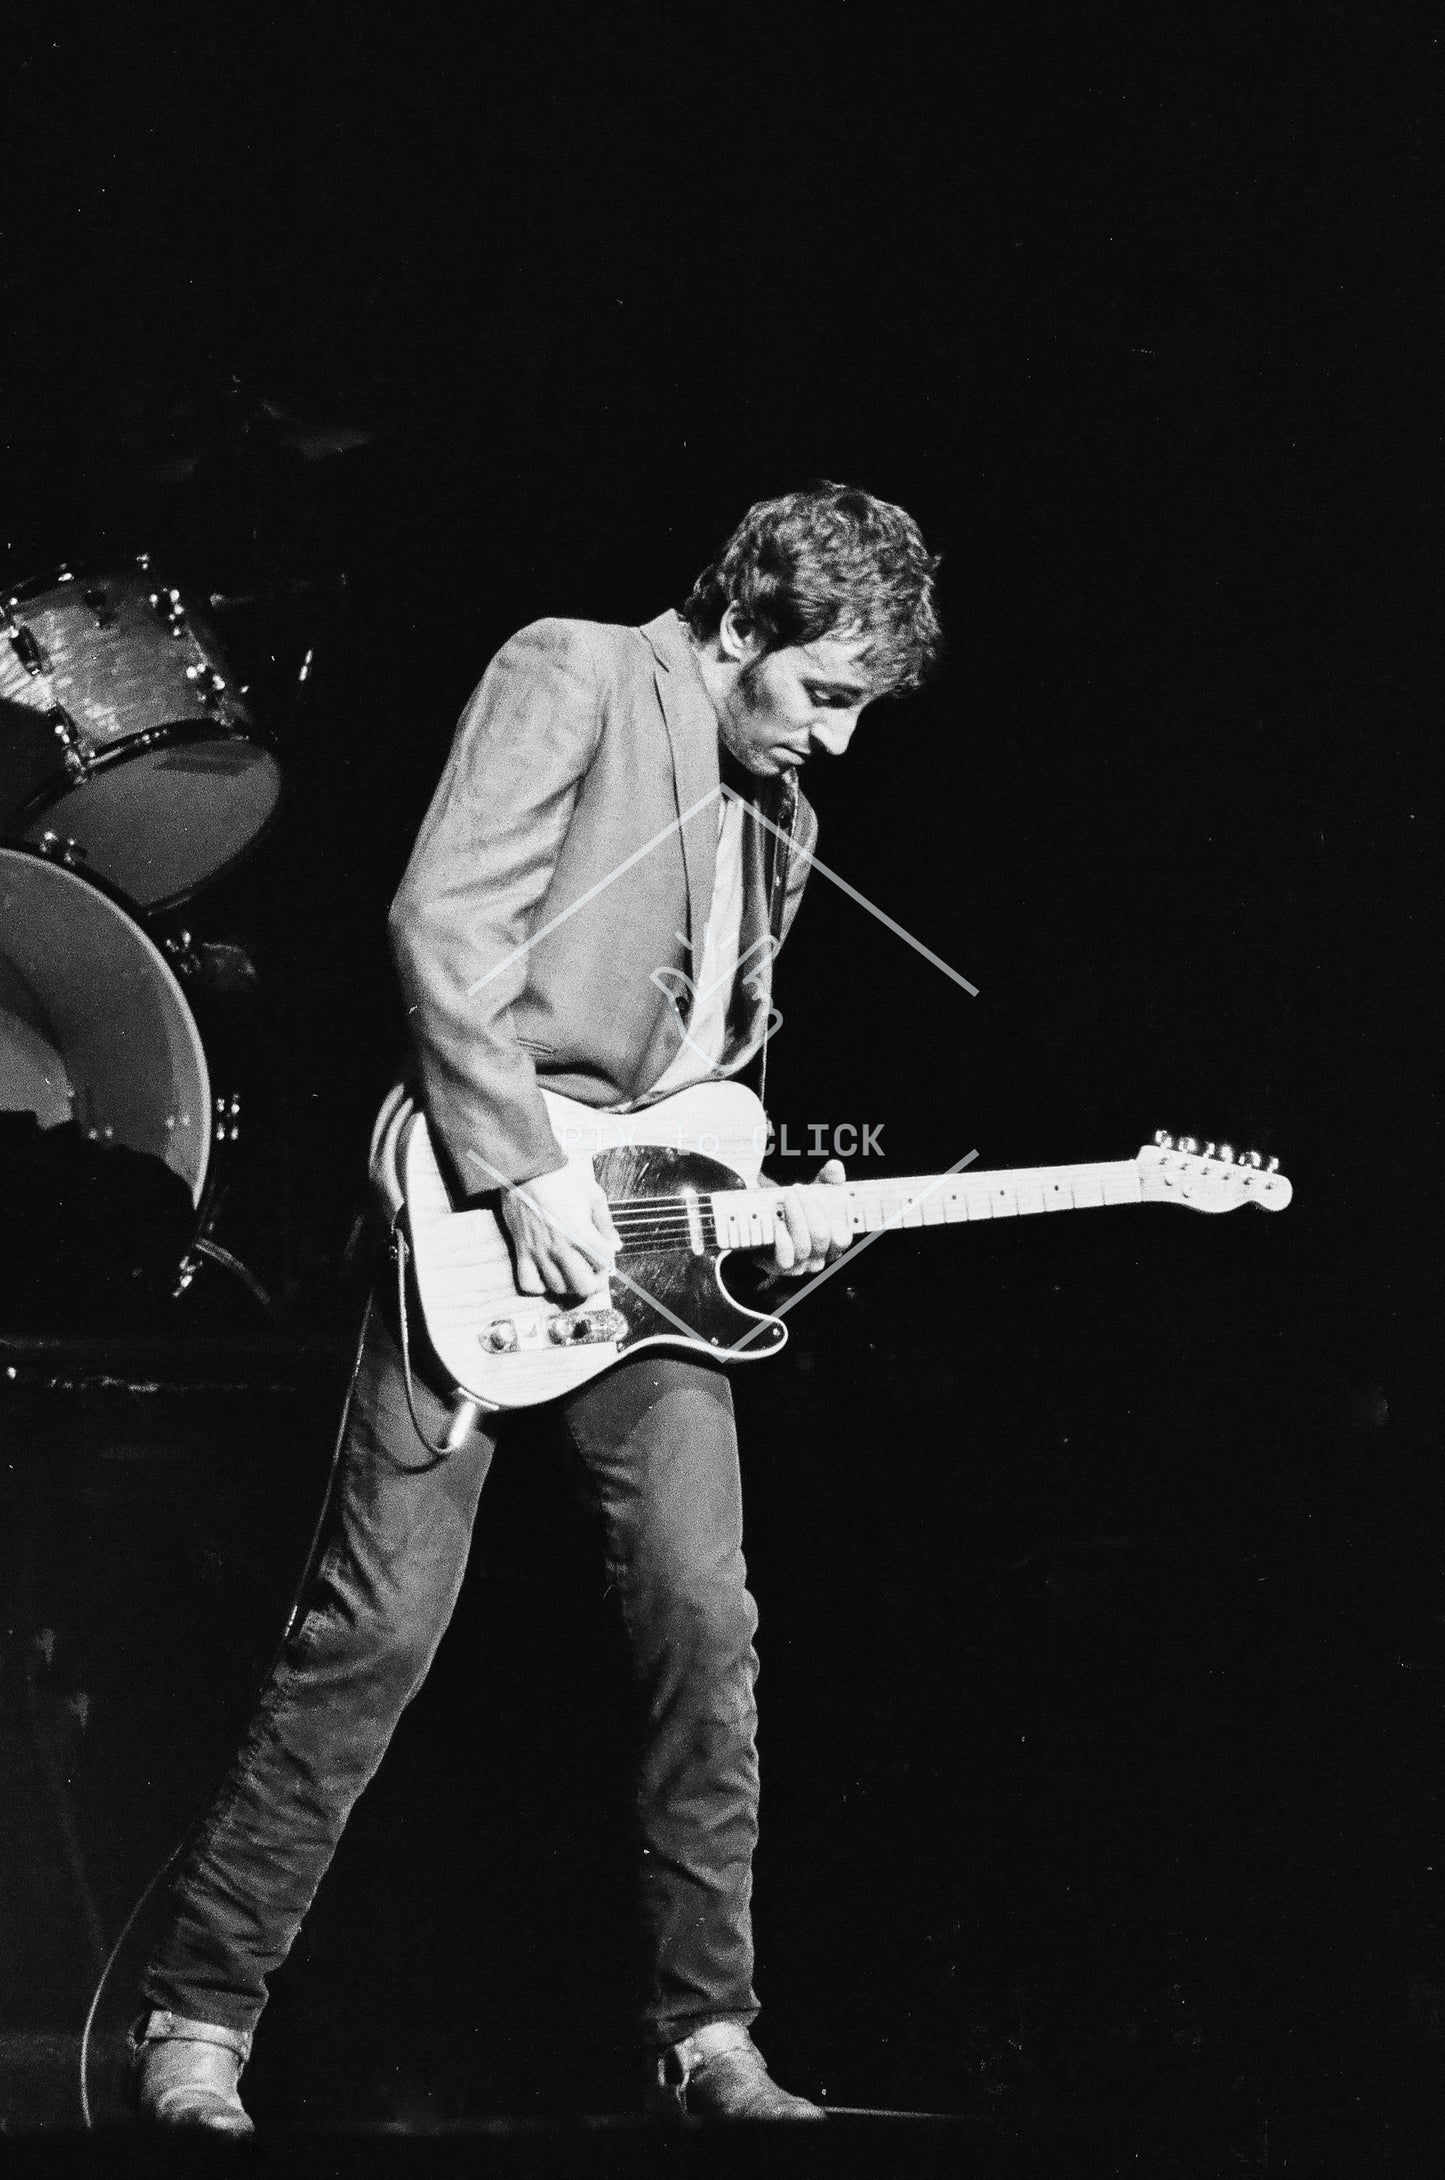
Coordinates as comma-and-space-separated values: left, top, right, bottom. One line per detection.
641, 611, 718, 970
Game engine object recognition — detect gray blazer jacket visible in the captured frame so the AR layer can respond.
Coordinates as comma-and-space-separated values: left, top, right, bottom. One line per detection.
387, 609, 817, 1190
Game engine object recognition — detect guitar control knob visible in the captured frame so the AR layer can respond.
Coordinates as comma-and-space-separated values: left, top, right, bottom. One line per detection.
480, 1320, 519, 1353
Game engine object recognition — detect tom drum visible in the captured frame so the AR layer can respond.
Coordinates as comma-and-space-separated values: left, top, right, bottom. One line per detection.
0, 559, 281, 910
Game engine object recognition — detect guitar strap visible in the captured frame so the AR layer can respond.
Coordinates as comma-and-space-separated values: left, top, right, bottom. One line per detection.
756, 770, 797, 1119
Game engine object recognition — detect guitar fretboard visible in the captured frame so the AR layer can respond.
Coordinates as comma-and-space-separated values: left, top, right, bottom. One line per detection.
709, 1162, 1142, 1248
605, 1161, 1144, 1255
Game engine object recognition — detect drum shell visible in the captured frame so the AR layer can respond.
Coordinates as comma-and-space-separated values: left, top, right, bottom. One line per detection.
0, 564, 282, 910
0, 842, 213, 1208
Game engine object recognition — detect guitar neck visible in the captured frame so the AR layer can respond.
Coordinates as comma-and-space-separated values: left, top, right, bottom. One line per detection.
709, 1160, 1143, 1250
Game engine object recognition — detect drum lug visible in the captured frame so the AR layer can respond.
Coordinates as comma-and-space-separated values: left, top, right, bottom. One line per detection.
8, 623, 50, 677
36, 830, 88, 869
47, 705, 94, 782
185, 661, 230, 710
214, 1090, 242, 1144
147, 585, 189, 638
162, 929, 203, 979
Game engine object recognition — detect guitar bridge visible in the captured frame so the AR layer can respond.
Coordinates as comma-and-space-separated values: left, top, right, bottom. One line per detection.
547, 1308, 628, 1347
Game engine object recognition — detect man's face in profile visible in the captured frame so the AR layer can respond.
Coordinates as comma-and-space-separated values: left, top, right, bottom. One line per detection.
715, 616, 878, 777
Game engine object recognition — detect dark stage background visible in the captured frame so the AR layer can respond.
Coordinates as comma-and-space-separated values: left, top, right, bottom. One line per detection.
1, 10, 1438, 2169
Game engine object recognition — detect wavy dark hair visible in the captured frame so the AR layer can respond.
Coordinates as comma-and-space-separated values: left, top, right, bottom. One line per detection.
682, 481, 942, 694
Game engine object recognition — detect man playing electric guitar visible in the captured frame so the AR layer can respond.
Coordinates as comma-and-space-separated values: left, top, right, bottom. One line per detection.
130, 482, 943, 2130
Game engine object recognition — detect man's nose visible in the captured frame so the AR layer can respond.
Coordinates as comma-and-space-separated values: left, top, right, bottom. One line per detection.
809, 716, 857, 756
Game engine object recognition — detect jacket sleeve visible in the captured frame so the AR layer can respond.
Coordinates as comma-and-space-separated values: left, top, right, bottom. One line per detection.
388, 619, 604, 1190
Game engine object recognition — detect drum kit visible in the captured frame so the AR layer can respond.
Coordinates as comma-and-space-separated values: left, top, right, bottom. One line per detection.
1, 555, 286, 1318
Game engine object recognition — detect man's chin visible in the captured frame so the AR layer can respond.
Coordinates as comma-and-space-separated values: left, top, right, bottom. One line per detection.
719, 735, 799, 779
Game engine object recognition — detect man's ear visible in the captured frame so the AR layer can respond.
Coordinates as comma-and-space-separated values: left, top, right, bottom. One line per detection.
717, 602, 761, 663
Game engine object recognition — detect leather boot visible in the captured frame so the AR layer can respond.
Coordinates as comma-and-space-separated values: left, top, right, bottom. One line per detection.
130, 2009, 255, 2135
647, 2020, 825, 2120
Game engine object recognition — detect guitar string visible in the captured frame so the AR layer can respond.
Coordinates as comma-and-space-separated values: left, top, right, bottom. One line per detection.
608, 1175, 1111, 1233
606, 1193, 928, 1231
606, 1188, 954, 1233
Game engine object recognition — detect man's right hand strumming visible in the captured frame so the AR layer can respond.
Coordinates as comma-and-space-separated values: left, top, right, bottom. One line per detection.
502, 1163, 619, 1298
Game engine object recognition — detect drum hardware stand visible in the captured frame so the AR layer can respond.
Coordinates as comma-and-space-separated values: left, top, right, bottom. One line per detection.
173, 1214, 274, 1313
181, 1237, 273, 1311
169, 1090, 273, 1312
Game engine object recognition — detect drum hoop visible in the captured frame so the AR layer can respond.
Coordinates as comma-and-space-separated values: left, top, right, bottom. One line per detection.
15, 713, 278, 777
13, 720, 285, 912
5, 556, 171, 606
0, 842, 212, 1207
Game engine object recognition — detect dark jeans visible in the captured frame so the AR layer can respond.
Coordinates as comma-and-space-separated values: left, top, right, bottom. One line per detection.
142, 1292, 761, 2051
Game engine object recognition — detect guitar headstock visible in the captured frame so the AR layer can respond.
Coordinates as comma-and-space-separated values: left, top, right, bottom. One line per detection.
1136, 1132, 1293, 1213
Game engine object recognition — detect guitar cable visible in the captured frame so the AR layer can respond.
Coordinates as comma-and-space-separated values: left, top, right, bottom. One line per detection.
78, 1292, 373, 2128
392, 1225, 483, 1464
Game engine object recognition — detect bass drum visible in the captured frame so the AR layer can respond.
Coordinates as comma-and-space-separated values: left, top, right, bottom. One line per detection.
0, 559, 282, 911
1, 844, 217, 1321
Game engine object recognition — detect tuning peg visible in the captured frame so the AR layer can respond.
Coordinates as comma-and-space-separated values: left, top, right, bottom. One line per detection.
1178, 1136, 1199, 1155
1203, 1141, 1217, 1159
1242, 1149, 1262, 1168
1217, 1142, 1235, 1163
1265, 1155, 1279, 1173
1154, 1130, 1174, 1148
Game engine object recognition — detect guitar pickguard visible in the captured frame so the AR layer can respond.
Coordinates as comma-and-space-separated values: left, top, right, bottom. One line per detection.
592, 1143, 787, 1362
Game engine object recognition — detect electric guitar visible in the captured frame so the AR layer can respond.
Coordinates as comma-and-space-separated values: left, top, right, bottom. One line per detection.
393, 1081, 1291, 1415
